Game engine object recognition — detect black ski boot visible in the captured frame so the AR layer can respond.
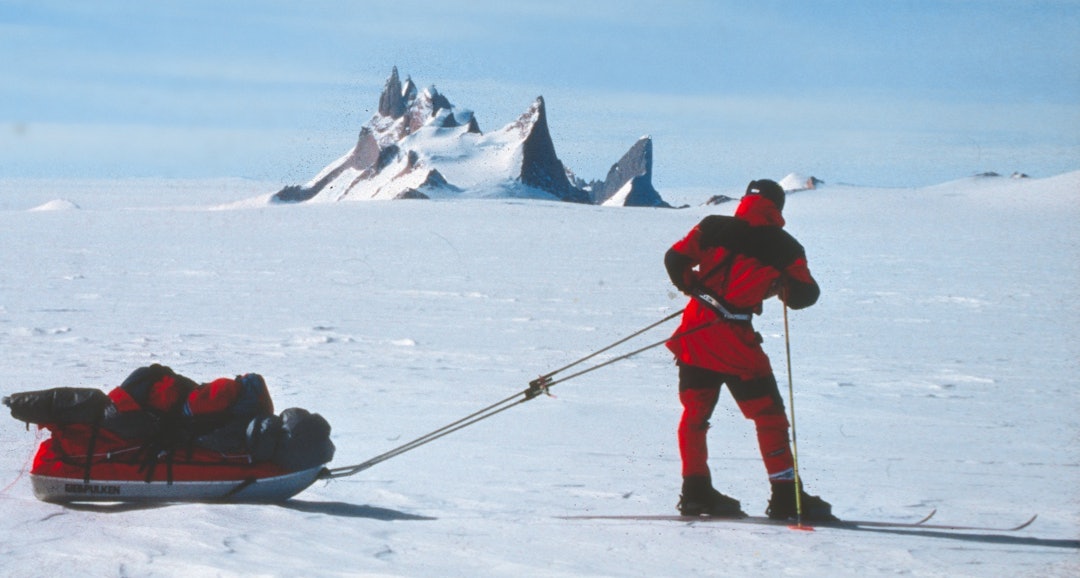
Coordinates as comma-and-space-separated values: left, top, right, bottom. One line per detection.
766, 481, 837, 522
677, 475, 746, 518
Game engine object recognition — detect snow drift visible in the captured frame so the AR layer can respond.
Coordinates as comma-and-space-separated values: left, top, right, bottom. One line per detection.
29, 199, 80, 212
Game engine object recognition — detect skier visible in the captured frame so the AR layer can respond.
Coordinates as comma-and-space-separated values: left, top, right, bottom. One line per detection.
664, 179, 834, 521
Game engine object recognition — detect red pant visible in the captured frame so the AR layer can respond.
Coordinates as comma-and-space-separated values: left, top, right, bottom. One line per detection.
677, 364, 794, 482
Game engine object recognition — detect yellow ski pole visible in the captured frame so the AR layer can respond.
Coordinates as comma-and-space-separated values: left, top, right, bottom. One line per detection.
782, 299, 807, 529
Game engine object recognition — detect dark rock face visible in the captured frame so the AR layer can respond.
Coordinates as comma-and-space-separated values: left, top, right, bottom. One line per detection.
273, 184, 310, 203
705, 194, 736, 206
405, 87, 455, 134
353, 128, 382, 170
394, 189, 429, 200
378, 66, 407, 119
271, 128, 381, 203
517, 97, 589, 204
588, 137, 669, 207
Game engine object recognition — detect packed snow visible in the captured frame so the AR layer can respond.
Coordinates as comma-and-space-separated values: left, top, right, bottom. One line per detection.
1, 172, 1077, 577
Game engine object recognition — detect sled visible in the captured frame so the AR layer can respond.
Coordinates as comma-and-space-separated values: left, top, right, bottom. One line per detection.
5, 372, 336, 504
28, 437, 328, 503
30, 465, 326, 503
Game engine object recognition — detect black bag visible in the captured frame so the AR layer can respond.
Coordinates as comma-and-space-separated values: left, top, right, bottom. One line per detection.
272, 408, 335, 470
245, 414, 283, 462
3, 387, 111, 425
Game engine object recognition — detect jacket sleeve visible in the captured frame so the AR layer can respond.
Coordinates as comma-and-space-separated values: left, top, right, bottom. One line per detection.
665, 223, 706, 293
741, 227, 819, 310
781, 256, 819, 309
665, 248, 696, 293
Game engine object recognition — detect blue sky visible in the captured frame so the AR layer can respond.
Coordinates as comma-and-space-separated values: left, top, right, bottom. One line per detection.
2, 0, 1077, 188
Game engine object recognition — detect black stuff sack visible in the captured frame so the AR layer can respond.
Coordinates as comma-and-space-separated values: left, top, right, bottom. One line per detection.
3, 387, 111, 426
245, 414, 283, 462
273, 408, 335, 471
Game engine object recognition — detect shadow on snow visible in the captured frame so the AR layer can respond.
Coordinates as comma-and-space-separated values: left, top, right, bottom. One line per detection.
56, 499, 434, 521
277, 499, 435, 521
832, 525, 1080, 550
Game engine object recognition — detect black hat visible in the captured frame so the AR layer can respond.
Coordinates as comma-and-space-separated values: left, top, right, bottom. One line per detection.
746, 179, 785, 211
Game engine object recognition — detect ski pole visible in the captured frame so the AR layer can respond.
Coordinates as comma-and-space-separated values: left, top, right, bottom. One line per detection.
782, 299, 805, 527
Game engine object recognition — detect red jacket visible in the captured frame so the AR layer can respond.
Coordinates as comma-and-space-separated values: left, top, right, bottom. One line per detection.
665, 194, 819, 378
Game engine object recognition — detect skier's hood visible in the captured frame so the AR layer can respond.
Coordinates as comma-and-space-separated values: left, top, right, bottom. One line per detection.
734, 194, 785, 227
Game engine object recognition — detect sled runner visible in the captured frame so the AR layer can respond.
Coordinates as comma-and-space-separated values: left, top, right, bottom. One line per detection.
29, 465, 326, 503
4, 364, 335, 504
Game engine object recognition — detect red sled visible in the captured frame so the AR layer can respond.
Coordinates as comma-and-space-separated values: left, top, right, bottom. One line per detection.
27, 434, 327, 503
5, 365, 335, 504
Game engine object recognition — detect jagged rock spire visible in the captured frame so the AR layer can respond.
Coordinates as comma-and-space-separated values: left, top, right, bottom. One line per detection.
517, 97, 588, 203
378, 67, 407, 119
590, 137, 669, 207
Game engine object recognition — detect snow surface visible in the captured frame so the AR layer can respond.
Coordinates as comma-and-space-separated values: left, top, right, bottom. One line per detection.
1, 173, 1078, 577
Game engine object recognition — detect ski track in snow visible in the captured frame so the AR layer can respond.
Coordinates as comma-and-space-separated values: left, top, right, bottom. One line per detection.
1, 174, 1078, 577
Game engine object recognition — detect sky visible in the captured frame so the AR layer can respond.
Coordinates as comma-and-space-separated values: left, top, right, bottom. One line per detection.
2, 0, 1078, 189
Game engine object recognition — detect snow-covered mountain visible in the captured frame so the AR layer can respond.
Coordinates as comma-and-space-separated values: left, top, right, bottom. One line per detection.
273, 68, 671, 207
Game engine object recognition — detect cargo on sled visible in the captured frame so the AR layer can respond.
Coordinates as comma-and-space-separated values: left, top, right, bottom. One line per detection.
4, 364, 334, 503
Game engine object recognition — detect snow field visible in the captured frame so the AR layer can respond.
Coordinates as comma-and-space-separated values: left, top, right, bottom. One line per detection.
0, 173, 1077, 576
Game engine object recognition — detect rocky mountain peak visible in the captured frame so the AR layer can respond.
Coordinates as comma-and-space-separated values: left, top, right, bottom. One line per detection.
378, 66, 407, 119
273, 68, 670, 207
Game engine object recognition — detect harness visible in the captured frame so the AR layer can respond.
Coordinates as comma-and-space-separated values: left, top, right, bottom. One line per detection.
691, 290, 753, 323
693, 250, 754, 323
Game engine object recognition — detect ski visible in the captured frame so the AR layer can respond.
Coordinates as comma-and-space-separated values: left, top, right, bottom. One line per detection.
557, 511, 932, 529
853, 513, 1039, 533
559, 511, 1038, 532
834, 508, 938, 528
